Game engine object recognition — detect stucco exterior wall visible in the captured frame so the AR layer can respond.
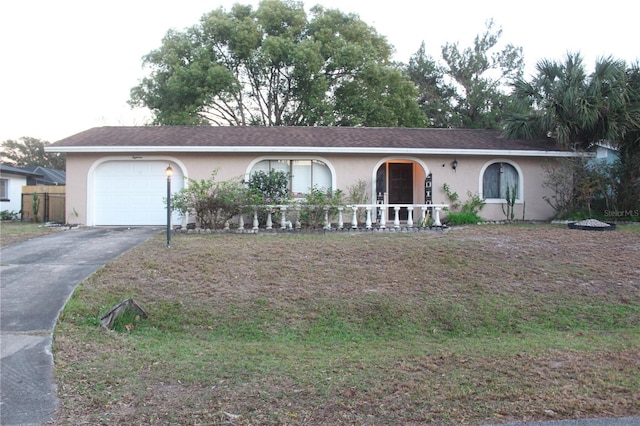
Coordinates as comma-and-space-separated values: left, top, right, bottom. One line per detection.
65, 151, 558, 226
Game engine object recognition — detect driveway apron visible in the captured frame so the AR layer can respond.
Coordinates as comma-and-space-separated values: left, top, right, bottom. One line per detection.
0, 226, 161, 425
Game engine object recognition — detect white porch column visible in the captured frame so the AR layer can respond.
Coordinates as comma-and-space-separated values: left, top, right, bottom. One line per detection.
351, 206, 358, 229
365, 207, 372, 229
323, 207, 330, 229
406, 207, 414, 228
266, 210, 273, 230
420, 207, 427, 227
252, 209, 259, 230
337, 207, 344, 230
280, 207, 287, 230
294, 205, 301, 229
434, 207, 442, 227
379, 206, 386, 229
393, 206, 401, 229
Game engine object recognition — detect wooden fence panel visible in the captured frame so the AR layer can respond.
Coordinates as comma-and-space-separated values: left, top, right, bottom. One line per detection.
21, 186, 66, 223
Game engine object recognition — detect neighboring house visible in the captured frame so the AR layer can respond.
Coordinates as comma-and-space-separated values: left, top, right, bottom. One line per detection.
20, 165, 66, 186
46, 126, 583, 227
0, 164, 43, 214
594, 142, 619, 166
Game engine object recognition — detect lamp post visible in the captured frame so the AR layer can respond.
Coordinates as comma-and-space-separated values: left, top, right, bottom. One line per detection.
165, 165, 173, 248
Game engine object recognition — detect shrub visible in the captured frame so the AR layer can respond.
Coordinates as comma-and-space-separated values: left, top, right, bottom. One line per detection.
170, 170, 249, 229
443, 183, 485, 222
0, 210, 19, 220
246, 169, 291, 205
345, 179, 370, 224
299, 186, 344, 228
444, 212, 483, 225
542, 157, 620, 220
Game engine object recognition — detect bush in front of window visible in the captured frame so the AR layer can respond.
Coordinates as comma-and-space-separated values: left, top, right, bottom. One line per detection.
247, 169, 291, 205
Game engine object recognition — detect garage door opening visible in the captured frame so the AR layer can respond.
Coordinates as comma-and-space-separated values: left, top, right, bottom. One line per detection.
93, 160, 184, 226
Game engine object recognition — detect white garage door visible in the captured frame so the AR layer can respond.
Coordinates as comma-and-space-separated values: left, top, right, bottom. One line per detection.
94, 160, 184, 226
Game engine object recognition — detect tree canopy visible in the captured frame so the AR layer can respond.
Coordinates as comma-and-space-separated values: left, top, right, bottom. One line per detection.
0, 137, 66, 170
504, 53, 639, 148
504, 53, 640, 210
129, 0, 424, 127
406, 20, 524, 129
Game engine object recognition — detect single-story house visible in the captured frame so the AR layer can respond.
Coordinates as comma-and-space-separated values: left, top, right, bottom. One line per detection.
0, 164, 43, 214
46, 126, 582, 227
20, 166, 66, 186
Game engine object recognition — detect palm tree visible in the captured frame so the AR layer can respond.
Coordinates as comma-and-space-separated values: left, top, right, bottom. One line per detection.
503, 53, 640, 211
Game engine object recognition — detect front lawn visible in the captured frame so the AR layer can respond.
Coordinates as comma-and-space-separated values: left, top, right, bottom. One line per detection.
54, 224, 640, 425
0, 221, 59, 247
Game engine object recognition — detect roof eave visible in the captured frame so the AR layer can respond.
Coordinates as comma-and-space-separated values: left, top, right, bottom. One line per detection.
45, 145, 585, 157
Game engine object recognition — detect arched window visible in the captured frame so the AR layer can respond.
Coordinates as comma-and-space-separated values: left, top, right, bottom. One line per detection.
482, 162, 519, 199
250, 159, 332, 195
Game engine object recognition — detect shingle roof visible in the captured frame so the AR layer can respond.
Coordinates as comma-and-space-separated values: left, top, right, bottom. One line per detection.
20, 166, 66, 185
49, 126, 569, 154
0, 164, 43, 177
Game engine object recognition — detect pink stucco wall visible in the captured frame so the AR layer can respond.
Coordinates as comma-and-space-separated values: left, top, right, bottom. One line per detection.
65, 151, 558, 226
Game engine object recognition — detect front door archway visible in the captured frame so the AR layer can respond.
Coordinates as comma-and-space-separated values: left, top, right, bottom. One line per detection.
375, 159, 427, 221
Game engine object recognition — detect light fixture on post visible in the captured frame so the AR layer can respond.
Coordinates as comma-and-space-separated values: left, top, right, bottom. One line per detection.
165, 165, 173, 248
452, 159, 458, 171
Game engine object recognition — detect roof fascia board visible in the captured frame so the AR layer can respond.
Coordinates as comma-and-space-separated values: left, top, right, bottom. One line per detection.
46, 145, 586, 157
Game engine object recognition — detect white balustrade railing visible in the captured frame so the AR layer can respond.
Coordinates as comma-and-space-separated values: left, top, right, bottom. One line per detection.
224, 203, 448, 231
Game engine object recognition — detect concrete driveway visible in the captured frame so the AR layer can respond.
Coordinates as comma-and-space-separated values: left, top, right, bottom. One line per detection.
0, 226, 161, 425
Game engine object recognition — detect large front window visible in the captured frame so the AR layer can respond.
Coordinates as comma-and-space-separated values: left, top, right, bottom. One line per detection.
482, 162, 519, 199
251, 159, 332, 195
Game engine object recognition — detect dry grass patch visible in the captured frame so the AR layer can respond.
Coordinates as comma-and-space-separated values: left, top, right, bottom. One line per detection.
54, 224, 640, 425
0, 221, 59, 247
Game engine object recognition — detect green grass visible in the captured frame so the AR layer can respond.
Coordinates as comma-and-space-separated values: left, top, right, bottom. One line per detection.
53, 224, 640, 425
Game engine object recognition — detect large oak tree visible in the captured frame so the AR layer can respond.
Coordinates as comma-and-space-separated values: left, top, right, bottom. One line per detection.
129, 0, 424, 127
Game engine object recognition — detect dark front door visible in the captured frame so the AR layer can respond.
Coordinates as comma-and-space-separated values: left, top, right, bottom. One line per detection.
388, 163, 413, 220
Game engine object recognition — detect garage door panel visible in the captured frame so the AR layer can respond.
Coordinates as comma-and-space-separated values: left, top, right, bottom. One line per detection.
94, 161, 183, 226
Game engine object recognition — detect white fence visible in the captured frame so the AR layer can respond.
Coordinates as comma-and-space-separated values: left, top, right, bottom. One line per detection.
227, 203, 449, 231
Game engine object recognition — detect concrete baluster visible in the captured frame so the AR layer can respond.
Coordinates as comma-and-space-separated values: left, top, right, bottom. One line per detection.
351, 206, 358, 229
434, 207, 442, 227
393, 206, 401, 229
252, 209, 259, 231
280, 207, 287, 230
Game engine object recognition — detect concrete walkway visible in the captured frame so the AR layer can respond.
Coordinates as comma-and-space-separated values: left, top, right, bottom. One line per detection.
0, 226, 161, 425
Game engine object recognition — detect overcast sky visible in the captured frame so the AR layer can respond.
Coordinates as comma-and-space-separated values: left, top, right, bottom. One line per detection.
1, 0, 637, 143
